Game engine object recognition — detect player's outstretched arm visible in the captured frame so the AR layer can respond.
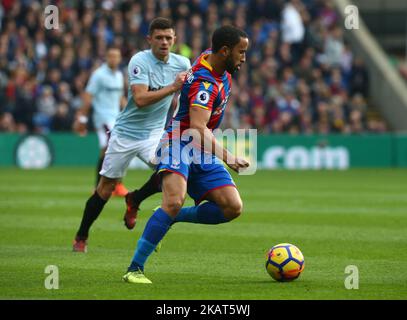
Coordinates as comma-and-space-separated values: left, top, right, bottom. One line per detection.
189, 106, 249, 173
130, 71, 187, 108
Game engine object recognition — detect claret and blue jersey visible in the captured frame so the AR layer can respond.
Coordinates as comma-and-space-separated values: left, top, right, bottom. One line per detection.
157, 50, 236, 204
167, 49, 232, 138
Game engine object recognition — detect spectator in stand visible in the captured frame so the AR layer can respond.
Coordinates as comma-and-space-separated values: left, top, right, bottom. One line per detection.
13, 77, 37, 132
34, 85, 56, 133
0, 111, 16, 132
51, 102, 72, 132
350, 57, 369, 97
0, 0, 382, 135
281, 0, 305, 62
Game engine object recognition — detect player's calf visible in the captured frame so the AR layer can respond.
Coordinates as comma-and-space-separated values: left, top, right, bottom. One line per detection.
96, 176, 119, 200
221, 198, 243, 221
73, 176, 116, 252
160, 172, 187, 218
206, 186, 243, 221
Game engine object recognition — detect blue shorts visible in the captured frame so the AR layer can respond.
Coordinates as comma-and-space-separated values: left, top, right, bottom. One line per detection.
156, 140, 236, 204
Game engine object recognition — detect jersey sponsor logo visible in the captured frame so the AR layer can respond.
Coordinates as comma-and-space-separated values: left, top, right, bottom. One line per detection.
212, 95, 229, 116
221, 95, 229, 107
133, 66, 141, 75
186, 70, 194, 84
213, 106, 226, 116
148, 85, 164, 92
197, 90, 210, 105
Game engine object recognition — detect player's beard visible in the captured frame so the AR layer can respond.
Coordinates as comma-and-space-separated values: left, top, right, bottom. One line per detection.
225, 56, 239, 74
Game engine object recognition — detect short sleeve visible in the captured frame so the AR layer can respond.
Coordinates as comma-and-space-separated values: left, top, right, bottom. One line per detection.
85, 71, 100, 95
188, 80, 218, 111
128, 54, 149, 86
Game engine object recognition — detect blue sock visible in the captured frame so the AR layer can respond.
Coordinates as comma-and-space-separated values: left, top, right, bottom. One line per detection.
128, 208, 173, 272
174, 201, 229, 225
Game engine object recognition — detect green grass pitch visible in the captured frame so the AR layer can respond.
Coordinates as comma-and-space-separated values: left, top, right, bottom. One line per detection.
0, 167, 406, 299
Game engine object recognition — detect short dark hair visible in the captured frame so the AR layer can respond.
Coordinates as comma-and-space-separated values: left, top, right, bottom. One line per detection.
148, 17, 174, 35
106, 45, 121, 52
211, 25, 248, 53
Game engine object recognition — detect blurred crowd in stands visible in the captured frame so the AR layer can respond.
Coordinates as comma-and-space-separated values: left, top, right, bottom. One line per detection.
0, 0, 389, 134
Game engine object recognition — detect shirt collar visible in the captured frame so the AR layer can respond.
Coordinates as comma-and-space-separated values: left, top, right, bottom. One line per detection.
199, 54, 223, 78
102, 63, 117, 74
149, 49, 172, 65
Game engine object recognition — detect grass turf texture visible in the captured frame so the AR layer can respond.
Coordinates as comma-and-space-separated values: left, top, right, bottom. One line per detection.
0, 168, 406, 300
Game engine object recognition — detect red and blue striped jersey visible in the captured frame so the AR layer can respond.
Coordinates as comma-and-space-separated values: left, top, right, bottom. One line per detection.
166, 49, 232, 138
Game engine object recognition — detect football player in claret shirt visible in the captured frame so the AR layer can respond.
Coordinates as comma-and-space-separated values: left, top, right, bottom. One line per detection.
123, 25, 250, 284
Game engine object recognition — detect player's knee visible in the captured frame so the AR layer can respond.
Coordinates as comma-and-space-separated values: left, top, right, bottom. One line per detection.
97, 187, 114, 200
96, 178, 117, 200
223, 199, 243, 221
163, 197, 184, 217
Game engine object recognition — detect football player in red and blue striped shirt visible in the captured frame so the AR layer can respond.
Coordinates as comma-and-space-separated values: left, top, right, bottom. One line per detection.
123, 26, 250, 284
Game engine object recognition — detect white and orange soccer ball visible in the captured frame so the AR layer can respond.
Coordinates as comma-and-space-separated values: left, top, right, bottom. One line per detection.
266, 243, 305, 282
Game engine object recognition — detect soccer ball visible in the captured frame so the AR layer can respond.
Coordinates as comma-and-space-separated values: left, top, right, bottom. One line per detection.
265, 243, 305, 281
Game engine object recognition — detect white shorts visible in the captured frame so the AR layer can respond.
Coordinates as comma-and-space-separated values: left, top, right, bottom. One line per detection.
96, 123, 114, 149
99, 131, 163, 179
